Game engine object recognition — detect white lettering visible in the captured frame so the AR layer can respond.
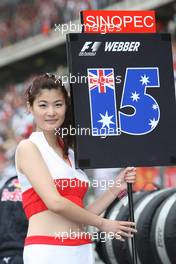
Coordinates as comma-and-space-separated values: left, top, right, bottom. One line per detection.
144, 16, 154, 28
134, 16, 143, 28
133, 42, 140, 51
123, 16, 133, 27
105, 42, 114, 51
104, 42, 141, 52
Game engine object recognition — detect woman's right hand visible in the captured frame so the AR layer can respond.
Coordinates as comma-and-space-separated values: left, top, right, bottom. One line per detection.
100, 218, 137, 242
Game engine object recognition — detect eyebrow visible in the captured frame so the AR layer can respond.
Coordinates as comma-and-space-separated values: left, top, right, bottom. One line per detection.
38, 99, 63, 103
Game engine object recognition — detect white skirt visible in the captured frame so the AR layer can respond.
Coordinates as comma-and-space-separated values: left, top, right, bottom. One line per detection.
23, 243, 95, 264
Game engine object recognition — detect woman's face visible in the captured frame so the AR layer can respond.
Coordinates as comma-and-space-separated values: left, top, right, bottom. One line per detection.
29, 89, 66, 132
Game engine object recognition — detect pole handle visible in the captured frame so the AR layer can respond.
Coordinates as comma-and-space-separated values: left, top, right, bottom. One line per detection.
127, 183, 138, 264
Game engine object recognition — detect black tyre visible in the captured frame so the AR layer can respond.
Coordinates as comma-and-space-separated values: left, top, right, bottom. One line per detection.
150, 192, 176, 264
133, 188, 176, 264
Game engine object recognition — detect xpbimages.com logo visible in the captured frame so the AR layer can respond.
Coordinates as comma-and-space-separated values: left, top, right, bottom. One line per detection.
79, 41, 101, 56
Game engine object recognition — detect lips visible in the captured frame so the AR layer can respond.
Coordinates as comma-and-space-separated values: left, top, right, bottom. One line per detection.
45, 119, 58, 123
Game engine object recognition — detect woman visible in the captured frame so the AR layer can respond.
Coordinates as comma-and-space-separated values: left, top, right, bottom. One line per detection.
15, 73, 137, 264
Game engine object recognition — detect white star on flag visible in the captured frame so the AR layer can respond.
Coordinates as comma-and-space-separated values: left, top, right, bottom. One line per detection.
152, 104, 158, 110
3, 258, 11, 264
130, 91, 140, 102
149, 118, 158, 129
98, 111, 114, 129
140, 74, 150, 85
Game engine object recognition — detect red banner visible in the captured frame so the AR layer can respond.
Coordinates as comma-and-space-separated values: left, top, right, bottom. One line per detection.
81, 10, 156, 34
164, 167, 176, 188
133, 167, 159, 191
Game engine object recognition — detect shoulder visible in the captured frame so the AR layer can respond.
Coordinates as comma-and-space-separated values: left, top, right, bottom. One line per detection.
16, 139, 38, 157
16, 139, 48, 174
15, 139, 37, 173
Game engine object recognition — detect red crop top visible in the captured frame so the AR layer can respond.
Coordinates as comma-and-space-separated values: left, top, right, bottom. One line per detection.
15, 132, 90, 219
22, 178, 89, 219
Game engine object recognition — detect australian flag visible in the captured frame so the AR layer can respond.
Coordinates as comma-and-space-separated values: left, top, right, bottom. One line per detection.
87, 68, 118, 136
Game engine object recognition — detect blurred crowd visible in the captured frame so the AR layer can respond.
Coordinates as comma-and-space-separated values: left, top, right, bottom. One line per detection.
0, 0, 88, 48
0, 79, 34, 184
0, 0, 119, 48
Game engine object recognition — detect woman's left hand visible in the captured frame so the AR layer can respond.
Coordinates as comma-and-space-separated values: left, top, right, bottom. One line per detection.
109, 167, 137, 196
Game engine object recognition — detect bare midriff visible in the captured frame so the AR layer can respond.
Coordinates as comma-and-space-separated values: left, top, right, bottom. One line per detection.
27, 210, 85, 237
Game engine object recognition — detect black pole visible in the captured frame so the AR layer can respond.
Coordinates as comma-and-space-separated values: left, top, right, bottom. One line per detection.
127, 183, 138, 264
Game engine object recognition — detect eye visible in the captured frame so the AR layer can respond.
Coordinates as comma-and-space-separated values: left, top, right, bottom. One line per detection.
56, 103, 63, 107
39, 104, 46, 107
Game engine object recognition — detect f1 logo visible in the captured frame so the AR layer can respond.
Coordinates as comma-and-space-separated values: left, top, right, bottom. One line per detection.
81, 42, 101, 52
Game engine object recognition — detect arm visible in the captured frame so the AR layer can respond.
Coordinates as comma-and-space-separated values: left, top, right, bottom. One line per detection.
86, 168, 136, 215
86, 188, 119, 216
16, 140, 103, 229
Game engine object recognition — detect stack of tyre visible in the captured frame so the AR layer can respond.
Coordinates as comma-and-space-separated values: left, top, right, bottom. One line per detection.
96, 189, 176, 264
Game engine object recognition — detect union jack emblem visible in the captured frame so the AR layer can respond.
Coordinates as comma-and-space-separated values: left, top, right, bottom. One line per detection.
88, 69, 115, 93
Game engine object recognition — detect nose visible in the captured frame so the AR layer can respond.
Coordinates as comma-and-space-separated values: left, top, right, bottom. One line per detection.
47, 106, 56, 116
